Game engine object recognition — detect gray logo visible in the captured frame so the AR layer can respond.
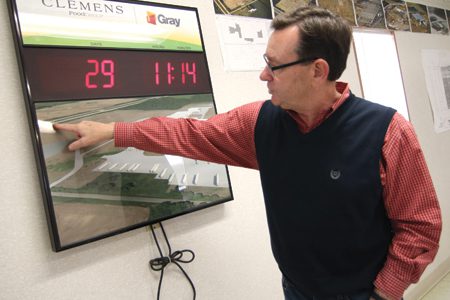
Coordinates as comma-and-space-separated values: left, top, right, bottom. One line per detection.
330, 169, 341, 180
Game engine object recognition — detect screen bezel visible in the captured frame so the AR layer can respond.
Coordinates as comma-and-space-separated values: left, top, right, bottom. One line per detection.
7, 0, 234, 252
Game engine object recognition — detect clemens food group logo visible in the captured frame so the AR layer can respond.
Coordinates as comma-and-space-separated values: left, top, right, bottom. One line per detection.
146, 11, 181, 27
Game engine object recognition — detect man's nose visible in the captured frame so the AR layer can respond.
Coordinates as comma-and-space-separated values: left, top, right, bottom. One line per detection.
260, 65, 273, 81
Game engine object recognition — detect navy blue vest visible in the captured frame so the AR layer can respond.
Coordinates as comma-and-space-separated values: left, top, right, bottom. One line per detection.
254, 94, 395, 296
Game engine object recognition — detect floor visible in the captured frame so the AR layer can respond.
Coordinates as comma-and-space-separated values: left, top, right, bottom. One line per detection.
420, 271, 450, 299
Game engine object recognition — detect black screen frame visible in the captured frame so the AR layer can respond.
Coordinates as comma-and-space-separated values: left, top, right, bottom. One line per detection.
7, 0, 234, 252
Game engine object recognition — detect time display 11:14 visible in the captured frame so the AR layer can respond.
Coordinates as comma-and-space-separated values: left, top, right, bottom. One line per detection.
85, 59, 197, 88
23, 48, 212, 101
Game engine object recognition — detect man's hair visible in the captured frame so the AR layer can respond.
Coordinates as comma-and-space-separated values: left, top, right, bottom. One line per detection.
271, 7, 352, 81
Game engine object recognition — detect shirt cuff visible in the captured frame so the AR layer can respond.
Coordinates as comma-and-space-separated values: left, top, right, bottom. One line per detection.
114, 122, 134, 148
374, 268, 410, 300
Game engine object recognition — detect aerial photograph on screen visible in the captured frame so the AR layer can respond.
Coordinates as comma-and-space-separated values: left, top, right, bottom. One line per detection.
35, 94, 232, 247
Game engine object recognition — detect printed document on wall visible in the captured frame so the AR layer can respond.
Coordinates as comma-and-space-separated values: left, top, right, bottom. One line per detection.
422, 49, 450, 133
216, 15, 271, 71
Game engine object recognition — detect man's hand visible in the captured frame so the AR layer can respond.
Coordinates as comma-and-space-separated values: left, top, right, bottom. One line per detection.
370, 288, 394, 300
53, 121, 115, 151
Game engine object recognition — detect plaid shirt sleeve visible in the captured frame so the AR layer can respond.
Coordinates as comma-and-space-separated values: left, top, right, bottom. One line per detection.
374, 112, 442, 300
114, 101, 263, 169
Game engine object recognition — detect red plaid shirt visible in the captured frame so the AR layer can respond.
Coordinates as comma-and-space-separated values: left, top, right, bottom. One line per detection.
115, 82, 441, 300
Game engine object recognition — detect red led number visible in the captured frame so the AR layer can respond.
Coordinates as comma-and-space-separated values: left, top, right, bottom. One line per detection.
85, 59, 115, 89
155, 62, 160, 85
101, 60, 114, 88
155, 62, 197, 86
182, 62, 196, 84
167, 62, 175, 85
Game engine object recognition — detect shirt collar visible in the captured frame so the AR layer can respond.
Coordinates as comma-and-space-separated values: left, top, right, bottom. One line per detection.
331, 82, 350, 113
287, 81, 351, 133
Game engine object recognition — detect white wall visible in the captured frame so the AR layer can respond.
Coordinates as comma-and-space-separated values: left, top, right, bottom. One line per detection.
394, 30, 450, 299
0, 0, 448, 299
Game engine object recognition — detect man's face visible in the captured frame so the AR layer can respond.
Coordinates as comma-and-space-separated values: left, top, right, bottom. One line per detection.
260, 25, 314, 111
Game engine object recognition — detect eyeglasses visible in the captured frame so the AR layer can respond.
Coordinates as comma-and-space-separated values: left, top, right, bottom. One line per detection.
263, 54, 318, 76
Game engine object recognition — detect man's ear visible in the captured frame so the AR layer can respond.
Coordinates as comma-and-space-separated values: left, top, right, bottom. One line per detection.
312, 59, 330, 81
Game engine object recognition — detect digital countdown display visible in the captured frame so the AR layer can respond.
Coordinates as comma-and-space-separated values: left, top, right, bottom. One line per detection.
8, 0, 233, 252
24, 48, 212, 101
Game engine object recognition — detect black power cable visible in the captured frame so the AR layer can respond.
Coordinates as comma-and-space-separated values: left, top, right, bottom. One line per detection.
149, 223, 196, 300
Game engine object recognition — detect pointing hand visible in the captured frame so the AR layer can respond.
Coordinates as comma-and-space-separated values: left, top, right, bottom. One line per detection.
53, 121, 115, 151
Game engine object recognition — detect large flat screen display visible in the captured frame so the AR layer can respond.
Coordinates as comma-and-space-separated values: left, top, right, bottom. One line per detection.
8, 0, 233, 251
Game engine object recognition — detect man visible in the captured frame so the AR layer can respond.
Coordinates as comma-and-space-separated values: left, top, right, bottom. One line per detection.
54, 7, 441, 300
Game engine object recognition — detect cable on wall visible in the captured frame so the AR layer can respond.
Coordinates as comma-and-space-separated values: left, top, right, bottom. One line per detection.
149, 222, 196, 300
